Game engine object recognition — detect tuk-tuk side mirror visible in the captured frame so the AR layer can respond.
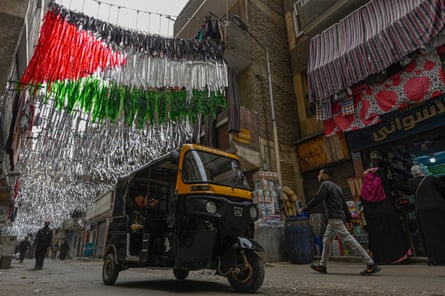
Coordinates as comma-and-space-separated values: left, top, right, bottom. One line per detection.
169, 151, 180, 163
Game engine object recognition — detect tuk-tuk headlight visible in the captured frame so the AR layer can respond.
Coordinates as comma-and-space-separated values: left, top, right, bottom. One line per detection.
205, 201, 217, 214
249, 206, 258, 219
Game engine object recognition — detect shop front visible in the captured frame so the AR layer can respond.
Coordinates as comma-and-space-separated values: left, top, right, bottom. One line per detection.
305, 0, 445, 260
345, 94, 445, 256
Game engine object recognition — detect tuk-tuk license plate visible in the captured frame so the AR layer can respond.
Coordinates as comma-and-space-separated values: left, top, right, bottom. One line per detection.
234, 207, 243, 217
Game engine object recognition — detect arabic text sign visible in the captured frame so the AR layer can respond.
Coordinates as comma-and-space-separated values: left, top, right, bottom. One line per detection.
345, 95, 445, 152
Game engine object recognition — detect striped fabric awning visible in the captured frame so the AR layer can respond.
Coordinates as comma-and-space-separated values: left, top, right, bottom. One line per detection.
307, 0, 445, 105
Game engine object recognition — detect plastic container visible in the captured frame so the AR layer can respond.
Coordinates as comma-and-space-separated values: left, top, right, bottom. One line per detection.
284, 216, 314, 264
314, 236, 323, 255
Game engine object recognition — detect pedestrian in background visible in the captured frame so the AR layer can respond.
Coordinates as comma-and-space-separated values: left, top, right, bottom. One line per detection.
18, 236, 31, 263
52, 242, 59, 260
34, 221, 53, 269
299, 167, 381, 275
408, 165, 445, 266
59, 239, 69, 260
361, 158, 410, 265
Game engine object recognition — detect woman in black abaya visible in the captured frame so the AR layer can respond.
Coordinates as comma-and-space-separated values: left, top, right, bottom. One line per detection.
408, 165, 445, 265
361, 158, 410, 265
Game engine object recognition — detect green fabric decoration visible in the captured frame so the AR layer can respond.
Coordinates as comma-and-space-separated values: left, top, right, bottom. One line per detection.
42, 79, 227, 128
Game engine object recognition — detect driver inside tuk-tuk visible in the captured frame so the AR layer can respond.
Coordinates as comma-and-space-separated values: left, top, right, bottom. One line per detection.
130, 195, 161, 230
129, 194, 161, 255
129, 194, 147, 232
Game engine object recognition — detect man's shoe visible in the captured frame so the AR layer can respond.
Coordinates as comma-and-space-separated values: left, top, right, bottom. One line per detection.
360, 264, 381, 275
310, 263, 327, 274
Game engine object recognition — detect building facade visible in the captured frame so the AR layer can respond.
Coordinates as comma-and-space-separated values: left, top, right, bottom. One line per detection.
284, 0, 445, 256
175, 0, 301, 194
283, 0, 371, 204
0, 0, 48, 266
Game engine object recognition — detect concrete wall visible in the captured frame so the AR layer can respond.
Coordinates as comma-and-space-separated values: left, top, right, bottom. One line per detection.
254, 222, 287, 262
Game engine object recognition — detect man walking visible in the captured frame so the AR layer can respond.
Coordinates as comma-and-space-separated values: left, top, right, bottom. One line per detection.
299, 167, 381, 275
34, 221, 53, 270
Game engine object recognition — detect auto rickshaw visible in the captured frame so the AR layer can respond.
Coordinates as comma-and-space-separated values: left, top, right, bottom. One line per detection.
102, 144, 265, 293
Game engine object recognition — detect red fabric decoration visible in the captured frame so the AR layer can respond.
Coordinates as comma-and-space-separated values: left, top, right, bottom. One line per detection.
20, 11, 126, 86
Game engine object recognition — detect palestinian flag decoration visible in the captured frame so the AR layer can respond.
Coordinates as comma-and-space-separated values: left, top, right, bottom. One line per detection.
20, 2, 227, 127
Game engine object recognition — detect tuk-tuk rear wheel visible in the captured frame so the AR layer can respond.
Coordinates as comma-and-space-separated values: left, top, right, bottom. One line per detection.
102, 253, 120, 285
173, 268, 189, 280
227, 250, 265, 293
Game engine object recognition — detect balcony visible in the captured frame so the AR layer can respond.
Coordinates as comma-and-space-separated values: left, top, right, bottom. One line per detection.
296, 0, 371, 36
174, 0, 237, 38
224, 23, 251, 72
173, 0, 250, 72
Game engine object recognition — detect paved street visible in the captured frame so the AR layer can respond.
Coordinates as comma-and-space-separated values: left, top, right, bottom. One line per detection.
0, 257, 444, 295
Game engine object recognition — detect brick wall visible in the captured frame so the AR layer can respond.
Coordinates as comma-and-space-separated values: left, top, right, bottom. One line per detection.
232, 0, 300, 190
237, 0, 300, 146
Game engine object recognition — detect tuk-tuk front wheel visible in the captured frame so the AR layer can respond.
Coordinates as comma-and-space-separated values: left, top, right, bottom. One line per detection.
227, 250, 265, 293
173, 268, 189, 280
103, 253, 120, 285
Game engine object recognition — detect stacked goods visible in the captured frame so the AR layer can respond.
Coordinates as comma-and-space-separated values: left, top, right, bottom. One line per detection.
253, 172, 281, 220
282, 186, 299, 217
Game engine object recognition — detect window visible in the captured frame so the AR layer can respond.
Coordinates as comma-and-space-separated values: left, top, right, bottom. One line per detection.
182, 150, 249, 189
293, 0, 309, 37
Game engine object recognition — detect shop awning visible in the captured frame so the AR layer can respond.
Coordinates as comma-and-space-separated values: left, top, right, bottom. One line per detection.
307, 0, 445, 105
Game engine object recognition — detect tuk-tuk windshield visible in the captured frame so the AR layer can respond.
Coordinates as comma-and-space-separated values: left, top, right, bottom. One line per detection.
183, 150, 249, 189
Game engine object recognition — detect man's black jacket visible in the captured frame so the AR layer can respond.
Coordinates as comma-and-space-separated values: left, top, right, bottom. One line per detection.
304, 180, 352, 222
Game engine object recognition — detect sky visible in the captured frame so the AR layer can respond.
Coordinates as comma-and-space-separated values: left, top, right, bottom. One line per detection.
56, 0, 190, 37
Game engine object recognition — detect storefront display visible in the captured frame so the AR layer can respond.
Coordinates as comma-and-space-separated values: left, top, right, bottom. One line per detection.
348, 140, 444, 257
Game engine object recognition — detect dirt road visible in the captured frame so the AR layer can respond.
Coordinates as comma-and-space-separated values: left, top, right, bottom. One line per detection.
0, 257, 444, 295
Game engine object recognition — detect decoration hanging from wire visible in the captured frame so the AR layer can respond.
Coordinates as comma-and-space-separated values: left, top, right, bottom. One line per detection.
8, 0, 229, 231
9, 90, 194, 229
19, 2, 228, 127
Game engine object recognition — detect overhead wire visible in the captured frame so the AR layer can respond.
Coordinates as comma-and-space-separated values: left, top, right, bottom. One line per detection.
89, 0, 207, 35
57, 0, 219, 37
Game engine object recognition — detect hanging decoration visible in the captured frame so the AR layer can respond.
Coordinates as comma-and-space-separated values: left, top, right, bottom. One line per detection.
20, 2, 228, 126
9, 92, 194, 229
8, 1, 229, 231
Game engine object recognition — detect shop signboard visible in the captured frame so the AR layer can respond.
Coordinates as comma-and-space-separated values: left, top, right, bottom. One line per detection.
345, 95, 445, 152
297, 133, 350, 172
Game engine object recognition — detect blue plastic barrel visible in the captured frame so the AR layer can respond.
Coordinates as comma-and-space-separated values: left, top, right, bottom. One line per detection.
284, 216, 314, 264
